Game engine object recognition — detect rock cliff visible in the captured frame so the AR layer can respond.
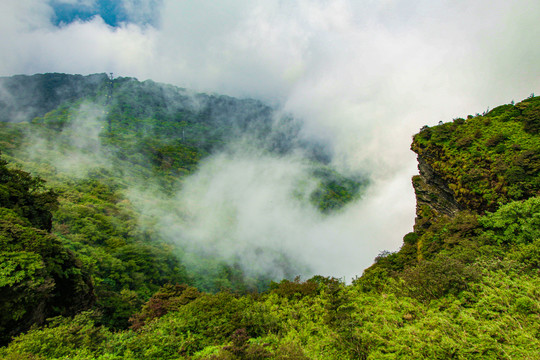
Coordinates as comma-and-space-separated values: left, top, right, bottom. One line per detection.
412, 154, 462, 230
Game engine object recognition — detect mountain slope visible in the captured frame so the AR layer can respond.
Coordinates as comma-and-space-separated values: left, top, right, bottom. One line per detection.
364, 96, 539, 277
0, 158, 94, 345
0, 73, 366, 336
0, 83, 538, 358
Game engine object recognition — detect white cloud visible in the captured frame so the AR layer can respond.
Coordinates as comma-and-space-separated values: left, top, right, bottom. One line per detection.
52, 0, 96, 7
22, 101, 112, 177
120, 0, 162, 25
139, 145, 416, 281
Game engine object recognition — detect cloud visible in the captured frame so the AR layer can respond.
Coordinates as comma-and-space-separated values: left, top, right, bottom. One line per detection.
52, 0, 96, 7
0, 1, 155, 76
0, 0, 539, 278
120, 0, 162, 26
133, 142, 416, 281
144, 0, 540, 176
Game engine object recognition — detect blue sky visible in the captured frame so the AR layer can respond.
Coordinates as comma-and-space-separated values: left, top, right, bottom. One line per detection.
51, 0, 123, 27
50, 0, 160, 27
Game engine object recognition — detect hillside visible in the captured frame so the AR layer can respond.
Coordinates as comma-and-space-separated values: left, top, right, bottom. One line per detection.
0, 74, 539, 359
0, 73, 366, 341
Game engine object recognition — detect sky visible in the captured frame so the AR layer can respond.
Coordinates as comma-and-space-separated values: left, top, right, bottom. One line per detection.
0, 0, 539, 279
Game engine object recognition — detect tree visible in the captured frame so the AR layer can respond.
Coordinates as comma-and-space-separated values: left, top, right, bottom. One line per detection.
0, 154, 93, 345
0, 154, 58, 231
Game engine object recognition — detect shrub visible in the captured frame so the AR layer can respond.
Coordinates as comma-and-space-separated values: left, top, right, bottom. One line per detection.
401, 255, 480, 301
269, 277, 318, 299
479, 197, 540, 245
455, 136, 473, 148
485, 133, 507, 147
130, 284, 201, 330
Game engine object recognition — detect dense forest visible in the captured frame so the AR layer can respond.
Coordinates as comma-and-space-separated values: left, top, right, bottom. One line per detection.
0, 73, 538, 359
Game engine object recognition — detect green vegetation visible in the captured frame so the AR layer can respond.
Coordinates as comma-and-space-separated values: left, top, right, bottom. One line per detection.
0, 74, 538, 358
0, 158, 93, 345
0, 73, 364, 337
309, 168, 366, 213
412, 96, 539, 212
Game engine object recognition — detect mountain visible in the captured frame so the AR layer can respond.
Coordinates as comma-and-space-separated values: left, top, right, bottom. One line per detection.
0, 73, 366, 341
0, 74, 538, 359
0, 73, 106, 123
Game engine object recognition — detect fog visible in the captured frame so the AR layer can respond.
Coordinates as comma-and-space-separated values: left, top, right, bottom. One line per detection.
19, 101, 112, 178
0, 0, 538, 280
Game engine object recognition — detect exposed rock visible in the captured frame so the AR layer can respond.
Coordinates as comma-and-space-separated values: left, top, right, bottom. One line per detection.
412, 154, 462, 230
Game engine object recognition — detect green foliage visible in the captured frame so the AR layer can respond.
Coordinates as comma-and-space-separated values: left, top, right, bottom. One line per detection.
412, 97, 540, 213
218, 328, 272, 360
269, 276, 319, 299
479, 197, 540, 245
400, 254, 481, 302
508, 237, 540, 271
0, 156, 93, 345
49, 177, 192, 329
517, 96, 540, 134
0, 218, 94, 344
0, 73, 108, 123
0, 251, 43, 288
0, 262, 537, 359
130, 284, 201, 330
0, 312, 110, 359
3, 261, 539, 359
309, 168, 366, 213
0, 154, 58, 231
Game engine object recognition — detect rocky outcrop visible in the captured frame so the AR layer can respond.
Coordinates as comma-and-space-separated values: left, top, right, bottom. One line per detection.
412, 154, 462, 230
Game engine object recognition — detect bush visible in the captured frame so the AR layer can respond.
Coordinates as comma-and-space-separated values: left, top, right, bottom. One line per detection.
479, 197, 540, 245
455, 136, 473, 148
269, 277, 318, 299
401, 255, 480, 301
485, 133, 507, 147
0, 154, 58, 231
130, 284, 201, 330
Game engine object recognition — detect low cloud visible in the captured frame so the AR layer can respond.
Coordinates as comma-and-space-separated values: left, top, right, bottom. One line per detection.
127, 139, 416, 281
23, 101, 112, 178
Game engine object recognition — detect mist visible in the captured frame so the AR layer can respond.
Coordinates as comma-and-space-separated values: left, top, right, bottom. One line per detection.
0, 0, 538, 280
20, 101, 113, 179
124, 133, 415, 281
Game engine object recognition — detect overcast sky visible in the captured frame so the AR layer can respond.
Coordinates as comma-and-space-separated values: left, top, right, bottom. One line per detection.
1, 0, 539, 278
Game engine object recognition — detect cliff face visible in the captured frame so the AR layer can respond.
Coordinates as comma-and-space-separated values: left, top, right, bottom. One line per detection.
411, 96, 539, 218
412, 154, 462, 230
409, 96, 539, 255
361, 96, 539, 277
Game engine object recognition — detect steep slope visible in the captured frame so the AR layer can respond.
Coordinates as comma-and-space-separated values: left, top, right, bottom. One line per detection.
362, 96, 539, 278
410, 96, 539, 257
